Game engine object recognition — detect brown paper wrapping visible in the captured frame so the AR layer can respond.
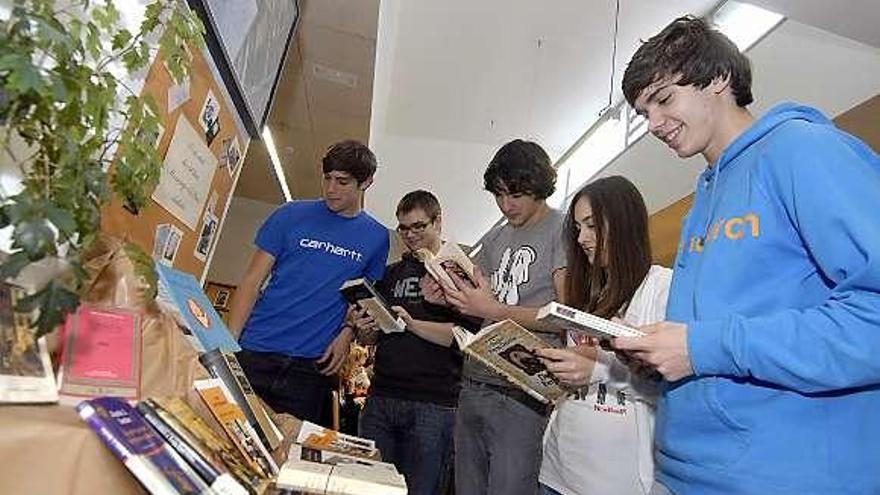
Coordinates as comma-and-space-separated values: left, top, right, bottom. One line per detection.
0, 236, 204, 494
0, 236, 299, 494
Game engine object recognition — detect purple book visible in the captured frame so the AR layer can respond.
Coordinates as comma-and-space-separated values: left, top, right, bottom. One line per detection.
77, 397, 204, 495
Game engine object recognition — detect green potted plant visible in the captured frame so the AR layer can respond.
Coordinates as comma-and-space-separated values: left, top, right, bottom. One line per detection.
0, 0, 204, 339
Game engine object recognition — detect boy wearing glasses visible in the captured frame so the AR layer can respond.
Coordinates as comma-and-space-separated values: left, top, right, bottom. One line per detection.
229, 140, 390, 426
352, 190, 478, 495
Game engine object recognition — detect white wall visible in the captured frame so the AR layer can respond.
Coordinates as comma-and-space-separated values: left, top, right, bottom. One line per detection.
206, 196, 277, 285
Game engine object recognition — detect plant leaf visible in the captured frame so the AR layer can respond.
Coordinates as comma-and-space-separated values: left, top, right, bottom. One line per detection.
16, 279, 80, 338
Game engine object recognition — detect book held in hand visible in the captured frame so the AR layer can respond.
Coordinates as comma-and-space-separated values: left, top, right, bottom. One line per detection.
339, 278, 405, 334
536, 301, 645, 339
0, 283, 58, 403
57, 305, 142, 403
199, 349, 284, 451
155, 263, 241, 353
452, 320, 566, 404
415, 241, 477, 288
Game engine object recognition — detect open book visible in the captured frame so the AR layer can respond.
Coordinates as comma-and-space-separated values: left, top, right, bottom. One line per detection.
416, 241, 476, 288
536, 302, 645, 340
339, 278, 404, 334
451, 320, 566, 404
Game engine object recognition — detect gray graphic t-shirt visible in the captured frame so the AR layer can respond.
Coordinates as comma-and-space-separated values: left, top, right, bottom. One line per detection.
465, 207, 567, 386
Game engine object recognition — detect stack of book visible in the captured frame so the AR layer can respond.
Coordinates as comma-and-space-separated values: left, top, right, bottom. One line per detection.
275, 421, 406, 495
77, 346, 285, 494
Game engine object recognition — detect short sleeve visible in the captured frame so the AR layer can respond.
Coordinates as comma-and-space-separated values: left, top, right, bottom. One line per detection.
255, 204, 292, 257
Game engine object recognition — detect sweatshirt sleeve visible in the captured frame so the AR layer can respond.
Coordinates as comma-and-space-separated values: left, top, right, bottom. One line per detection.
689, 122, 880, 393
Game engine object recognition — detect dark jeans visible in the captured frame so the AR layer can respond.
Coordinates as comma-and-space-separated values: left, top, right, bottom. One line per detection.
455, 381, 549, 495
359, 395, 456, 495
237, 349, 336, 426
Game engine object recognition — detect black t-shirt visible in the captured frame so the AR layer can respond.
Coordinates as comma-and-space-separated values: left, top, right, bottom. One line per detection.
370, 253, 479, 407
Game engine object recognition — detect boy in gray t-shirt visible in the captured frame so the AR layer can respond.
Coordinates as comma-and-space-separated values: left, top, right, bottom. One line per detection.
424, 139, 566, 495
466, 207, 566, 386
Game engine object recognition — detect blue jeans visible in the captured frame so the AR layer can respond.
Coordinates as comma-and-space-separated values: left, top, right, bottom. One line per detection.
236, 349, 335, 426
455, 382, 549, 495
359, 395, 456, 495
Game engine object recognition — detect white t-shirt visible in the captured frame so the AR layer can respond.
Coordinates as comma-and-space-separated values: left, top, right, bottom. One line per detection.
540, 265, 672, 495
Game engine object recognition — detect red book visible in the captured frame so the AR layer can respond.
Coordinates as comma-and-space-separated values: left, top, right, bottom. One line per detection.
58, 305, 142, 403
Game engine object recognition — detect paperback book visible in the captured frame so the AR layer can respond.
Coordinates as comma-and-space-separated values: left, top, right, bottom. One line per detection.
155, 396, 269, 495
451, 320, 566, 404
194, 378, 279, 477
199, 349, 284, 451
57, 305, 142, 403
296, 421, 380, 461
415, 241, 477, 288
536, 301, 645, 339
77, 397, 206, 495
276, 446, 406, 495
339, 278, 404, 334
0, 283, 58, 403
137, 399, 249, 495
155, 263, 240, 353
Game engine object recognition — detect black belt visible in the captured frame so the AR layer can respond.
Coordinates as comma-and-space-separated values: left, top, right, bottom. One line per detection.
464, 378, 552, 417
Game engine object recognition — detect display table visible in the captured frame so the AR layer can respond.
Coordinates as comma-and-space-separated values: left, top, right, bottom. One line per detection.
0, 404, 143, 494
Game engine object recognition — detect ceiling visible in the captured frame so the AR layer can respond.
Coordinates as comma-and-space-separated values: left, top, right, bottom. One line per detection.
234, 0, 380, 204
233, 0, 880, 245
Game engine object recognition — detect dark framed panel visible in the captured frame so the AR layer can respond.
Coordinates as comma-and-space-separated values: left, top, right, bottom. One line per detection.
187, 0, 300, 137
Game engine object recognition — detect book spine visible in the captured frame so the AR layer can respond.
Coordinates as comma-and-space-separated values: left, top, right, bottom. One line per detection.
77, 402, 181, 495
200, 350, 280, 450
138, 401, 221, 483
158, 397, 267, 495
86, 397, 206, 495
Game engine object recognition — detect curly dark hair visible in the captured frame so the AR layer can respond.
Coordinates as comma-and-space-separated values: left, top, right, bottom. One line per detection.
321, 140, 378, 184
483, 139, 556, 199
622, 15, 753, 108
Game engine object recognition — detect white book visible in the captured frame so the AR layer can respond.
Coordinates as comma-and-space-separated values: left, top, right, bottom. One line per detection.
536, 301, 645, 339
296, 421, 379, 460
415, 241, 477, 288
276, 456, 407, 495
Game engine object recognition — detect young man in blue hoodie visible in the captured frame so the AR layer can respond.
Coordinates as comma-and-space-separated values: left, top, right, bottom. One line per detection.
615, 15, 880, 495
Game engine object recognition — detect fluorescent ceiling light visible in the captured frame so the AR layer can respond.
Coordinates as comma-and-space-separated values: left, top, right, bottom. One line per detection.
262, 126, 293, 202
553, 0, 784, 204
713, 1, 784, 51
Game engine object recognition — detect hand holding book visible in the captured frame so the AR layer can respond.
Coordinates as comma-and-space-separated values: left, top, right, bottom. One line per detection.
441, 266, 506, 320
535, 346, 598, 388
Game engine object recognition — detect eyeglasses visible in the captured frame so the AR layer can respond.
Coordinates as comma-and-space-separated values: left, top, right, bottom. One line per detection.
396, 220, 431, 234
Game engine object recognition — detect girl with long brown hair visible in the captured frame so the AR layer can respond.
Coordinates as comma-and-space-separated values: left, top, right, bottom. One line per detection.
537, 176, 672, 495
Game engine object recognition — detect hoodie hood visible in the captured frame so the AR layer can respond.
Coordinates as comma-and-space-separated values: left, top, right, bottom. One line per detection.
711, 102, 833, 177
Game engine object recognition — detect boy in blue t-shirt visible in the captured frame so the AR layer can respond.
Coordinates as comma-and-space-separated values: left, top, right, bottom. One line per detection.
230, 140, 390, 426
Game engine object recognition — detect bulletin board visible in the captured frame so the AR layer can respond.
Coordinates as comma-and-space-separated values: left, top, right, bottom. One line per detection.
101, 43, 249, 281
